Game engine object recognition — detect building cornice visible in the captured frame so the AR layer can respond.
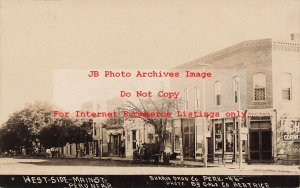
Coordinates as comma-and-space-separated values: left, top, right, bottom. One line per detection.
174, 38, 299, 69
273, 40, 300, 52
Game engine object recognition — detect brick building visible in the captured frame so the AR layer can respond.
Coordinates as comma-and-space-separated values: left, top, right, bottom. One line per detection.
171, 34, 300, 164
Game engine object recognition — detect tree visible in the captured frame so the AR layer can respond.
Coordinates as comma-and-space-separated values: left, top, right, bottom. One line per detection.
0, 122, 31, 154
66, 119, 93, 158
123, 97, 180, 156
15, 102, 53, 138
39, 119, 68, 149
39, 117, 93, 158
0, 102, 53, 154
0, 102, 95, 157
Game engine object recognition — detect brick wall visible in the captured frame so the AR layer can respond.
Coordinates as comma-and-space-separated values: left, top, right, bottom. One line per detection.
171, 39, 273, 113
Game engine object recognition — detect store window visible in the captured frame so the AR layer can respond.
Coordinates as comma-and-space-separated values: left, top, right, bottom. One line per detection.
282, 73, 292, 100
195, 87, 201, 109
253, 73, 266, 101
214, 81, 221, 105
225, 122, 234, 152
233, 76, 240, 103
214, 123, 223, 153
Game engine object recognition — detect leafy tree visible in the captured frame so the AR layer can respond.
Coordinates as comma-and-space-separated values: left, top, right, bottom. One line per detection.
0, 102, 94, 158
123, 98, 180, 156
0, 102, 53, 153
39, 120, 68, 149
65, 119, 93, 158
0, 122, 31, 154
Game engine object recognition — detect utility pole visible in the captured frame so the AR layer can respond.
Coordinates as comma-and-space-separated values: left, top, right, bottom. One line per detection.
237, 79, 242, 169
97, 103, 102, 159
202, 64, 208, 168
180, 137, 183, 165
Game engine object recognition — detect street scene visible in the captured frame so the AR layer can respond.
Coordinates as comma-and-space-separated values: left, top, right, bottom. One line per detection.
0, 33, 300, 173
0, 157, 299, 175
1, 1, 300, 187
1, 33, 300, 176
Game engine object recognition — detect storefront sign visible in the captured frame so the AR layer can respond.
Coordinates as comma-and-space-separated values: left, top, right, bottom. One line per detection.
206, 131, 211, 138
283, 133, 300, 142
223, 154, 233, 163
241, 134, 247, 140
280, 117, 300, 142
240, 128, 248, 134
247, 109, 272, 117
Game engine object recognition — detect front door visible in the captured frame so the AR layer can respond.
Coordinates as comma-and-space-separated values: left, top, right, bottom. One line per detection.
113, 135, 120, 156
132, 130, 137, 150
182, 119, 195, 159
250, 121, 272, 162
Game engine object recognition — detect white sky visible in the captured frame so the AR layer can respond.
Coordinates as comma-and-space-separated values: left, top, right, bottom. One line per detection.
53, 69, 171, 112
1, 0, 300, 123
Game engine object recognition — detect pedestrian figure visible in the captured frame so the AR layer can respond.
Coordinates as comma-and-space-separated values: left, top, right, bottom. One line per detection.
46, 149, 51, 158
22, 147, 26, 156
50, 147, 54, 158
55, 148, 59, 158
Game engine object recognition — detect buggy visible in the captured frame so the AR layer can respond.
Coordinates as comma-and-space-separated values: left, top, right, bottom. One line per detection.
133, 143, 161, 164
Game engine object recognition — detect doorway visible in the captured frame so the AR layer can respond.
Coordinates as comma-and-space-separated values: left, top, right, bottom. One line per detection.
249, 121, 272, 162
182, 119, 195, 159
113, 135, 120, 156
132, 130, 137, 150
109, 134, 121, 156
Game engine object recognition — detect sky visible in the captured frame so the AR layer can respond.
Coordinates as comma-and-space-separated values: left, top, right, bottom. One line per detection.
52, 69, 172, 112
0, 0, 300, 123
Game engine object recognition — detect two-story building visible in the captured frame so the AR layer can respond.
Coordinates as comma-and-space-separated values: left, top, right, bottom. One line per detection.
171, 34, 300, 164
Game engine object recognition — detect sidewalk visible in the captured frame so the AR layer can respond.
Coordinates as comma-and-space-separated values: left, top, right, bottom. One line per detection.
5, 155, 299, 174
104, 156, 299, 174
169, 159, 299, 174
101, 156, 132, 161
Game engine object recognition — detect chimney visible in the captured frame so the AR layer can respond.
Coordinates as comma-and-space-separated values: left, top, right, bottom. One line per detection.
290, 33, 300, 41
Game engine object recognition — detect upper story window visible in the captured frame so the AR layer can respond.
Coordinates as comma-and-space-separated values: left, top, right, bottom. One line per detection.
253, 73, 266, 101
184, 89, 189, 111
214, 81, 221, 105
282, 73, 292, 100
233, 76, 240, 103
195, 87, 201, 109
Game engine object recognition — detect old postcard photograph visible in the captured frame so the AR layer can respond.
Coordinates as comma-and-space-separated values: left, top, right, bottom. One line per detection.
0, 0, 299, 187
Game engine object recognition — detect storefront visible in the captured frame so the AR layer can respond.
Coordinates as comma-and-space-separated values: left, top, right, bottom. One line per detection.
104, 125, 124, 157
172, 118, 195, 159
172, 116, 248, 163
249, 119, 272, 162
108, 133, 122, 156
182, 119, 195, 159
211, 117, 247, 163
247, 109, 274, 163
123, 119, 155, 157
